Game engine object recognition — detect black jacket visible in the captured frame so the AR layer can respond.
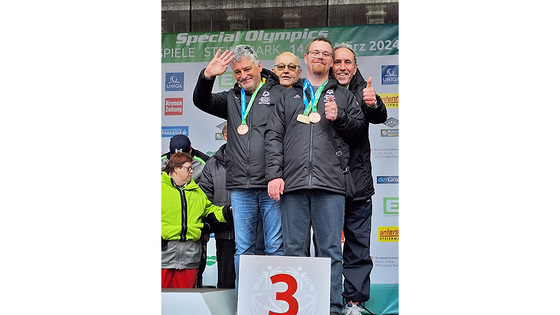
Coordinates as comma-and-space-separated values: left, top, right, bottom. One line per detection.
265, 77, 367, 195
193, 68, 285, 189
198, 143, 234, 240
346, 69, 388, 200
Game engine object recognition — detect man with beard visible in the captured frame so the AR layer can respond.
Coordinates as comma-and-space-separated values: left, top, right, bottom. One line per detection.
331, 43, 387, 315
193, 45, 285, 289
265, 37, 367, 315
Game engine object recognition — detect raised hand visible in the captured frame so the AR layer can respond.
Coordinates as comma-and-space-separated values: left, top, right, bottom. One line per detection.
363, 77, 377, 107
203, 49, 235, 78
324, 95, 338, 121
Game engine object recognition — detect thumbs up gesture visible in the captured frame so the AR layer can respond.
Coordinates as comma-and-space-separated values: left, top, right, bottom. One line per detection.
324, 95, 338, 121
363, 77, 378, 107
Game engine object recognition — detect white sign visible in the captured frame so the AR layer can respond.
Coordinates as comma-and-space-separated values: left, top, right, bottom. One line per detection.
238, 255, 330, 315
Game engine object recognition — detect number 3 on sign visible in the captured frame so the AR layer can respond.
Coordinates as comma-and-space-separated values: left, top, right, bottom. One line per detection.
238, 255, 330, 315
269, 273, 298, 315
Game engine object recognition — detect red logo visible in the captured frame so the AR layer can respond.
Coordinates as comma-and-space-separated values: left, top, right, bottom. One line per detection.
165, 98, 183, 116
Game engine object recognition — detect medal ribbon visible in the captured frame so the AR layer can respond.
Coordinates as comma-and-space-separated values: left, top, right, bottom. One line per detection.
240, 79, 265, 125
302, 79, 328, 116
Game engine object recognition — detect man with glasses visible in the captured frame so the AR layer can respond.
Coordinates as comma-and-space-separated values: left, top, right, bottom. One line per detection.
331, 43, 387, 315
265, 37, 367, 315
193, 44, 285, 289
271, 52, 302, 88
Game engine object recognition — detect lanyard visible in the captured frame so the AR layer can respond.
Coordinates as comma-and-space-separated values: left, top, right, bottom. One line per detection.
240, 79, 265, 125
302, 79, 328, 116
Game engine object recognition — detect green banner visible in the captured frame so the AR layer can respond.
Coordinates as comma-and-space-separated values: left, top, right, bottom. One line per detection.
161, 24, 398, 63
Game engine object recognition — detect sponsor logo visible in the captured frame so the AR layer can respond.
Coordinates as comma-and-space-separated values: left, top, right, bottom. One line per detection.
383, 197, 399, 215
383, 117, 399, 128
373, 148, 399, 159
378, 226, 399, 242
382, 65, 399, 85
215, 121, 227, 140
377, 176, 399, 184
165, 73, 184, 91
381, 129, 399, 137
379, 93, 399, 108
374, 256, 399, 268
164, 98, 183, 116
161, 126, 188, 137
206, 255, 217, 266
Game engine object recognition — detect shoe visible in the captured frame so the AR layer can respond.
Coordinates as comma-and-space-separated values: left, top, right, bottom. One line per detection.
343, 301, 365, 315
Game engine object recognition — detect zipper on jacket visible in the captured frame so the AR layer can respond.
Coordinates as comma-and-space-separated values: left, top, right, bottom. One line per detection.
245, 94, 251, 188
178, 187, 188, 242
246, 126, 251, 188
308, 120, 314, 187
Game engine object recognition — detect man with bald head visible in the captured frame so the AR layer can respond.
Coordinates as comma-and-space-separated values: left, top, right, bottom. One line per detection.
271, 52, 302, 88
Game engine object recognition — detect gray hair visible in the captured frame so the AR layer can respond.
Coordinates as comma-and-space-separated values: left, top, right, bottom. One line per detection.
232, 45, 260, 67
333, 42, 357, 65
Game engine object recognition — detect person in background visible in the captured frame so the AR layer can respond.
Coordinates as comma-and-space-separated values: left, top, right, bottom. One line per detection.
161, 152, 233, 288
331, 43, 387, 315
161, 134, 211, 287
161, 134, 209, 182
192, 45, 284, 288
266, 37, 367, 315
271, 51, 302, 88
198, 123, 236, 288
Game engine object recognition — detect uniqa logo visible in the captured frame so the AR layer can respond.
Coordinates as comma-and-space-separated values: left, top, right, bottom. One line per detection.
381, 65, 399, 85
165, 73, 184, 91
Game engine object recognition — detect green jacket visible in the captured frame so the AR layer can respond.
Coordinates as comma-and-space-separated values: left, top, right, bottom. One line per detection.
161, 172, 226, 242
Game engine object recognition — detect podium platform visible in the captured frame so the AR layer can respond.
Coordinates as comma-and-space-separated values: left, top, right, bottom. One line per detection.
162, 288, 237, 315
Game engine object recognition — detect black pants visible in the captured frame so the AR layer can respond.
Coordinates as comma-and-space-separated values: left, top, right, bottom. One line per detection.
196, 242, 207, 288
342, 198, 374, 302
216, 238, 236, 288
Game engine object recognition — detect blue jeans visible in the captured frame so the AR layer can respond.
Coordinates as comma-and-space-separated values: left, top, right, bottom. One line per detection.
230, 189, 283, 287
281, 190, 345, 314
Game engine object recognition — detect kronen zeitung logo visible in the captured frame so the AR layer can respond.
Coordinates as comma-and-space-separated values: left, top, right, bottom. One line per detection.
176, 29, 329, 46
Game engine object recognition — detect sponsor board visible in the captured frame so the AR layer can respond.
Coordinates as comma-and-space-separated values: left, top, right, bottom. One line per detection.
383, 197, 399, 215
164, 98, 183, 116
165, 72, 184, 91
379, 93, 399, 108
378, 226, 399, 242
381, 65, 399, 85
381, 129, 398, 137
377, 176, 399, 184
161, 126, 188, 137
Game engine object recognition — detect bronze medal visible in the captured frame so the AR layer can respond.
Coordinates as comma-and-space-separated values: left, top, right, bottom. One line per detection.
309, 112, 321, 123
297, 114, 310, 124
237, 124, 249, 135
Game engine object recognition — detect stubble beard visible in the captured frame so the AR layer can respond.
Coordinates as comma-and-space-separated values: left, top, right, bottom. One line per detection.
311, 63, 328, 76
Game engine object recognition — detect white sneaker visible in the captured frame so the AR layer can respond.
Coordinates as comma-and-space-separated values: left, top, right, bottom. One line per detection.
343, 302, 365, 315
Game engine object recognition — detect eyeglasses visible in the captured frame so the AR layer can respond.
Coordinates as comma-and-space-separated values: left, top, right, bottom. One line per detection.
275, 64, 299, 71
307, 50, 333, 59
180, 165, 193, 172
